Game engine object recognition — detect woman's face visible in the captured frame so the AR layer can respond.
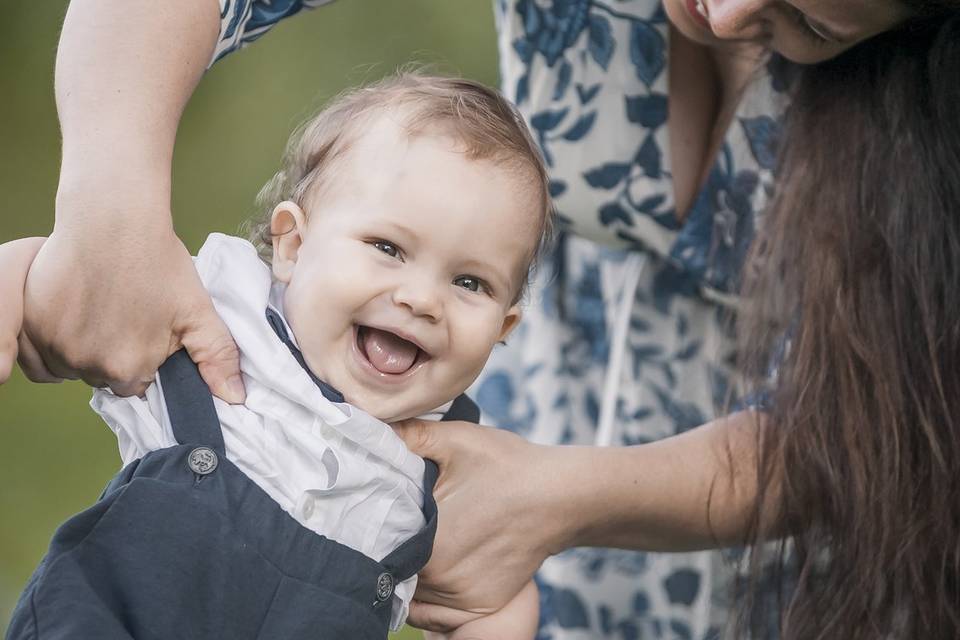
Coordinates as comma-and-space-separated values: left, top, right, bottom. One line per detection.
664, 0, 914, 63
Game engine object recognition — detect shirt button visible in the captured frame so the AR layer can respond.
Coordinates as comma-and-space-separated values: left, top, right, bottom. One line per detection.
375, 572, 395, 603
301, 499, 315, 520
187, 447, 219, 475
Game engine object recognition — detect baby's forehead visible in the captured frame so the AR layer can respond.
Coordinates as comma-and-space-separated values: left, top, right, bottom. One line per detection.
312, 115, 542, 211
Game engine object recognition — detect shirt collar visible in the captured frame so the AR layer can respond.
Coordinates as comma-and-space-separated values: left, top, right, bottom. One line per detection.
265, 307, 345, 403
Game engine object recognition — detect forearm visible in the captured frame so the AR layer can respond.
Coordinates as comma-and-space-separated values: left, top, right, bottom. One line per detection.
548, 411, 771, 552
55, 0, 220, 232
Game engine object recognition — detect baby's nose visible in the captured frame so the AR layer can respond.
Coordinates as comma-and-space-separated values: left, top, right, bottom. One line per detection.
392, 279, 443, 322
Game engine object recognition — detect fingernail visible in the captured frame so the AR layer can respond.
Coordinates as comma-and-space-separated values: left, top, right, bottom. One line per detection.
225, 374, 246, 404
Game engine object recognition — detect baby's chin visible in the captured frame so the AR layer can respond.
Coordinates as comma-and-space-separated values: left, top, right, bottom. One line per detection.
346, 391, 449, 425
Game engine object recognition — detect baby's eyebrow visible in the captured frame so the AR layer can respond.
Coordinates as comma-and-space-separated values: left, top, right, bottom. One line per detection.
378, 220, 419, 244
459, 257, 514, 293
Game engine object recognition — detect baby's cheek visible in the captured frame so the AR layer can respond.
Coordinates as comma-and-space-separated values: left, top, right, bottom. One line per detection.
460, 330, 504, 377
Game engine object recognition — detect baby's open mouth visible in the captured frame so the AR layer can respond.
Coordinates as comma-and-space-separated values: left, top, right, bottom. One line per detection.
356, 326, 428, 375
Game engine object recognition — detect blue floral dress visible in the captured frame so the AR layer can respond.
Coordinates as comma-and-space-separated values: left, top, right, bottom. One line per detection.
215, 2, 788, 638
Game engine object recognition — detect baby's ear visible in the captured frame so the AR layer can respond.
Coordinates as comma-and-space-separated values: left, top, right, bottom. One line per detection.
270, 201, 307, 283
497, 305, 523, 344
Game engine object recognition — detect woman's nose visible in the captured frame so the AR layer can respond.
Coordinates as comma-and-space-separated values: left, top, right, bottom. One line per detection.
392, 276, 443, 322
707, 0, 772, 41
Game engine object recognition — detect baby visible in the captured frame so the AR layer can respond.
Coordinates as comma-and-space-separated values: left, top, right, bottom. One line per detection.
2, 74, 549, 640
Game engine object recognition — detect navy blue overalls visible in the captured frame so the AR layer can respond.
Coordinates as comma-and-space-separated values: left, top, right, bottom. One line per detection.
7, 346, 475, 640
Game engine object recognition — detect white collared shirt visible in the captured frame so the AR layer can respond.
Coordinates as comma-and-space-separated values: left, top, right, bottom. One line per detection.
92, 233, 431, 630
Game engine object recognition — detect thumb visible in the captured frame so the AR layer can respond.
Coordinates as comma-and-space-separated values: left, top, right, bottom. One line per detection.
177, 299, 245, 404
392, 418, 458, 466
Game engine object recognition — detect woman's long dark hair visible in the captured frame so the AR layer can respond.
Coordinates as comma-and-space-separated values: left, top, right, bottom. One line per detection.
738, 8, 960, 639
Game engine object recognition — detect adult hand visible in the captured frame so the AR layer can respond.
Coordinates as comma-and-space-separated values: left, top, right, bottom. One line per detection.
392, 419, 567, 631
23, 0, 235, 398
394, 413, 765, 632
21, 214, 243, 400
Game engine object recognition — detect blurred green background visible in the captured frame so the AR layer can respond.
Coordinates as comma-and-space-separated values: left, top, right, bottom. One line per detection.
0, 2, 498, 636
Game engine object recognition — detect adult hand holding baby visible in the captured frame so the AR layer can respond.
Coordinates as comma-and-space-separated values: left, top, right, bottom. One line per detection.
21, 220, 243, 400
12, 0, 243, 400
393, 418, 564, 633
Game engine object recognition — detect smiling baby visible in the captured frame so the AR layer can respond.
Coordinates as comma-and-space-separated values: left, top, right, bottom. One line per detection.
4, 74, 551, 640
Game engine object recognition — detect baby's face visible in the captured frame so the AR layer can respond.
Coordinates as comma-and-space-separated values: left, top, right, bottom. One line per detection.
270, 118, 540, 422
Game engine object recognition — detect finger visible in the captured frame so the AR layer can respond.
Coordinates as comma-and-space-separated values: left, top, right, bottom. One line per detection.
392, 418, 454, 465
177, 300, 245, 404
16, 332, 64, 384
406, 599, 485, 633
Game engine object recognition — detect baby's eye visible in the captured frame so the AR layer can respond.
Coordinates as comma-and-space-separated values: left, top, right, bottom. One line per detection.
453, 275, 485, 293
372, 240, 402, 259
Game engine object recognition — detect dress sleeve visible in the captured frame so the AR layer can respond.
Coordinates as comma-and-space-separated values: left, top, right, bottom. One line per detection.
212, 0, 336, 65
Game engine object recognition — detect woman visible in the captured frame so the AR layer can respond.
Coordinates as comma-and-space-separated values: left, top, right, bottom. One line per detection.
9, 0, 957, 638
398, 4, 960, 639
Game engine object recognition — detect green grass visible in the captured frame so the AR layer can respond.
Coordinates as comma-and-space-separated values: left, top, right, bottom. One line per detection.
0, 2, 497, 636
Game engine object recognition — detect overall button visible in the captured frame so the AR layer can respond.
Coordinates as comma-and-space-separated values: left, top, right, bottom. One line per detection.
375, 572, 395, 603
187, 447, 219, 475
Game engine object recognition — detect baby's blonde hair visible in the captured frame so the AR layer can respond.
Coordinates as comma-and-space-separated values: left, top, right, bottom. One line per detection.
247, 72, 553, 303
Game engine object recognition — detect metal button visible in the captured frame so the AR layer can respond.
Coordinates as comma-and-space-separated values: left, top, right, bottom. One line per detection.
187, 447, 219, 475
375, 572, 395, 603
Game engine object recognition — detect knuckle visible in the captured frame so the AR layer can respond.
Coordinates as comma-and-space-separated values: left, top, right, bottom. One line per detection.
414, 420, 435, 448
23, 365, 61, 384
100, 351, 155, 386
44, 332, 96, 372
188, 326, 239, 364
107, 379, 149, 397
420, 613, 454, 634
412, 421, 442, 457
207, 332, 240, 362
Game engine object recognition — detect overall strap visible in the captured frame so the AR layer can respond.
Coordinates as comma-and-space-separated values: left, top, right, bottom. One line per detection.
380, 398, 479, 581
441, 394, 480, 423
378, 459, 440, 582
157, 349, 226, 455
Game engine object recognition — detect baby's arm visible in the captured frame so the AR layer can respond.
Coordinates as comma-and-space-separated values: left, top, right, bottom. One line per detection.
423, 579, 539, 640
0, 237, 47, 383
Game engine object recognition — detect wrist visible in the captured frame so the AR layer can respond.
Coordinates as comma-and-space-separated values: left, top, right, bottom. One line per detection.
541, 443, 689, 551
59, 140, 173, 199
543, 415, 764, 553
533, 444, 619, 553
54, 160, 174, 238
